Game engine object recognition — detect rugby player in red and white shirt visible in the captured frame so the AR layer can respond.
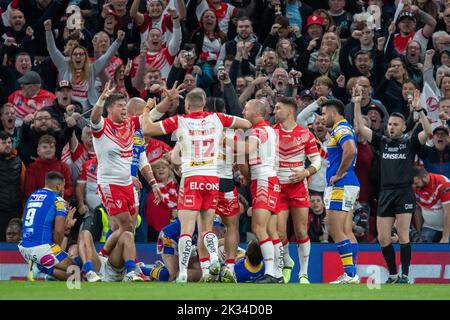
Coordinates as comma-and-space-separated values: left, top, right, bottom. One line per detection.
129, 6, 182, 80
90, 81, 176, 258
142, 88, 251, 283
239, 99, 283, 284
413, 167, 450, 243
273, 97, 321, 284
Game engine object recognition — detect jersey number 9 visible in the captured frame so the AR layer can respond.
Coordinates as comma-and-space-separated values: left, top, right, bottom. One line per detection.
24, 208, 37, 227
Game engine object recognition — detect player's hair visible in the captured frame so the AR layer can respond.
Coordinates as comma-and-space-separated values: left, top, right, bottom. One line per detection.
205, 97, 226, 113
249, 99, 267, 117
277, 97, 297, 110
45, 171, 65, 187
0, 131, 11, 141
38, 134, 56, 146
322, 99, 345, 116
390, 112, 406, 122
105, 93, 127, 110
412, 166, 428, 178
246, 240, 263, 266
185, 88, 206, 109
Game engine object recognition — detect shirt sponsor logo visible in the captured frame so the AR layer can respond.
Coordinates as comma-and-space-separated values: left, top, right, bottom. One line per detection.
382, 153, 407, 159
30, 195, 47, 202
189, 182, 219, 191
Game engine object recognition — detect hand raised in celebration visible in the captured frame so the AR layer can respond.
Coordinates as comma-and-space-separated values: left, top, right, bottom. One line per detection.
163, 81, 185, 101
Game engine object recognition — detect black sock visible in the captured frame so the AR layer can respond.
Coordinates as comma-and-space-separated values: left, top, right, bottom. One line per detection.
381, 244, 397, 275
400, 243, 411, 276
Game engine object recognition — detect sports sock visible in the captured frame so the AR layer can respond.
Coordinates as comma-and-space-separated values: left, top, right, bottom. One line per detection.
297, 236, 311, 276
73, 256, 82, 267
272, 239, 284, 278
99, 247, 110, 257
200, 257, 210, 276
351, 242, 359, 270
178, 234, 193, 277
282, 239, 294, 268
203, 231, 219, 263
225, 259, 235, 273
82, 261, 94, 273
140, 265, 151, 276
381, 243, 397, 275
150, 266, 170, 281
125, 259, 136, 273
400, 243, 411, 276
259, 238, 275, 277
336, 239, 356, 277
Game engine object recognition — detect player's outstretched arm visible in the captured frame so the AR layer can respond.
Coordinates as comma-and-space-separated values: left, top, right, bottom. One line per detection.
413, 89, 433, 145
353, 85, 373, 143
91, 81, 115, 125
230, 117, 252, 130
141, 98, 167, 136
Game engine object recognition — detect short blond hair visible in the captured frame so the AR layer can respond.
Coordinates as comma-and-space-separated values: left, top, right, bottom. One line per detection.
185, 88, 206, 109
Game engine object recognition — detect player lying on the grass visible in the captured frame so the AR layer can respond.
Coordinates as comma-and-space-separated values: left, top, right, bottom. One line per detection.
18, 172, 78, 281
147, 217, 226, 282
150, 239, 265, 283
77, 229, 144, 282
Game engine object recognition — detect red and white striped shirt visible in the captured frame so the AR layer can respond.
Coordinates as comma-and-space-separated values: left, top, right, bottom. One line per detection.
273, 123, 319, 185
414, 173, 450, 231
159, 111, 236, 177
139, 14, 173, 43
130, 46, 176, 80
249, 120, 278, 179
8, 89, 55, 122
78, 156, 99, 196
196, 0, 236, 34
91, 116, 141, 185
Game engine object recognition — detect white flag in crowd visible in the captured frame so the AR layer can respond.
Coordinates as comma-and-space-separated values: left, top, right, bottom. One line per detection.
421, 82, 441, 130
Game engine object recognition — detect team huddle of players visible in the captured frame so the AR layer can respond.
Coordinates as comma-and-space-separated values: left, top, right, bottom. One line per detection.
17, 80, 362, 284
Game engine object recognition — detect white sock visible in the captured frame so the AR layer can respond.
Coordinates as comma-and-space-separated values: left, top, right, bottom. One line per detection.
283, 240, 294, 268
273, 239, 284, 278
259, 238, 275, 277
178, 234, 193, 278
297, 237, 311, 276
200, 258, 210, 277
203, 231, 219, 263
225, 259, 235, 273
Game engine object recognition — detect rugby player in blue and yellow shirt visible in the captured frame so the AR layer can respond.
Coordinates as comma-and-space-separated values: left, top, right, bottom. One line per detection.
321, 99, 360, 284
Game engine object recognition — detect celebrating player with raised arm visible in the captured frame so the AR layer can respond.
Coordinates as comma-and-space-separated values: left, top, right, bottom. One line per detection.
354, 86, 432, 284
141, 87, 252, 283
90, 81, 172, 257
273, 97, 321, 284
321, 99, 360, 284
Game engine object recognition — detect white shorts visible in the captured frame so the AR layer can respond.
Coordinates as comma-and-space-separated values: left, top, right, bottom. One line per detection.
98, 256, 125, 282
324, 185, 360, 212
18, 243, 68, 269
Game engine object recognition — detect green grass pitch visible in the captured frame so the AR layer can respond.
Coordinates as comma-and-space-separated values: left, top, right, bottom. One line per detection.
0, 281, 449, 300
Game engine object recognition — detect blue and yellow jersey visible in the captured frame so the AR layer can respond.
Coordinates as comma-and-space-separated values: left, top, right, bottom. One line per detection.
162, 219, 199, 245
131, 128, 146, 177
21, 188, 67, 247
235, 258, 265, 283
326, 119, 359, 187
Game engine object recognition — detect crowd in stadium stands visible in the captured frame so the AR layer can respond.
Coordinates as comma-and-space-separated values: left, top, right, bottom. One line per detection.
1, 0, 450, 247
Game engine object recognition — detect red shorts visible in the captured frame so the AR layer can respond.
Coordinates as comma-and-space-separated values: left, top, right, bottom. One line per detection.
216, 187, 240, 217
251, 176, 280, 214
97, 183, 136, 216
178, 175, 219, 211
277, 181, 310, 211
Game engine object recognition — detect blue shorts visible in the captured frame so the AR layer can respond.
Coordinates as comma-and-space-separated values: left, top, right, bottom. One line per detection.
157, 231, 177, 255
